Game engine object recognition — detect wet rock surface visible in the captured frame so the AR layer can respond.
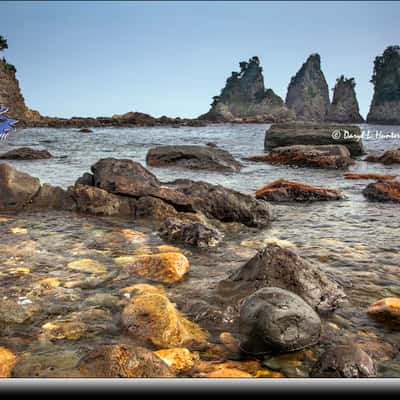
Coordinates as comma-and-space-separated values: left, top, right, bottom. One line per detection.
363, 180, 400, 203
368, 297, 400, 327
255, 179, 343, 202
239, 287, 321, 354
0, 147, 52, 160
264, 123, 364, 156
218, 244, 346, 312
146, 145, 242, 172
310, 344, 377, 378
365, 148, 400, 165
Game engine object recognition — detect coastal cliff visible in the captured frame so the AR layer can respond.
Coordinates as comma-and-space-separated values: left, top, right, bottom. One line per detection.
285, 54, 330, 122
200, 56, 294, 123
326, 76, 364, 123
367, 46, 400, 125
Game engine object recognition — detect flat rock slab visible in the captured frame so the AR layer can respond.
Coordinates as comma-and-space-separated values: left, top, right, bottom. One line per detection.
146, 145, 242, 172
0, 147, 52, 160
255, 179, 343, 202
264, 123, 364, 156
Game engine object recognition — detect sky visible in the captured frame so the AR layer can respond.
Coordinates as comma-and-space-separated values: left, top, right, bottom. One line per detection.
1, 1, 400, 119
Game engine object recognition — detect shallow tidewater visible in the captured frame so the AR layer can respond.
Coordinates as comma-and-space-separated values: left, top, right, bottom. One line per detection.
1, 123, 400, 377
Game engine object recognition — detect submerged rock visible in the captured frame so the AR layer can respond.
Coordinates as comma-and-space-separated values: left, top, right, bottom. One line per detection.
367, 297, 400, 326
255, 179, 343, 202
200, 56, 294, 122
0, 163, 40, 211
326, 76, 364, 123
343, 172, 396, 181
78, 345, 174, 378
218, 244, 346, 312
239, 288, 321, 355
367, 46, 400, 125
247, 144, 354, 169
167, 179, 272, 228
119, 252, 190, 284
363, 181, 400, 203
310, 344, 376, 378
0, 347, 18, 377
159, 217, 223, 248
78, 128, 93, 133
264, 123, 364, 156
285, 54, 330, 121
0, 147, 52, 160
365, 148, 400, 165
67, 258, 108, 274
121, 292, 208, 349
146, 145, 242, 172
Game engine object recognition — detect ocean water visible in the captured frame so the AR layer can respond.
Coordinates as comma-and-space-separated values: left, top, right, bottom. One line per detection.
0, 123, 400, 377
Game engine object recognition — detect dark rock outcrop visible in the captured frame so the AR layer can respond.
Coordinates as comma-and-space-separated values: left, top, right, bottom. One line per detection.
310, 344, 377, 378
218, 244, 346, 312
146, 145, 242, 172
285, 54, 330, 121
238, 287, 321, 355
167, 179, 272, 228
0, 163, 40, 211
78, 345, 174, 378
367, 46, 400, 125
159, 217, 223, 248
0, 147, 52, 160
255, 179, 343, 202
75, 172, 94, 186
200, 56, 294, 122
365, 148, 400, 165
264, 123, 364, 156
28, 184, 75, 211
326, 76, 364, 123
247, 144, 354, 169
363, 180, 400, 203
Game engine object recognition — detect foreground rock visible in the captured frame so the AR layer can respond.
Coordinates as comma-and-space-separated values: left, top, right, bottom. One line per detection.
285, 54, 330, 121
154, 348, 199, 374
0, 147, 52, 160
367, 297, 400, 327
218, 244, 346, 312
363, 181, 400, 203
167, 179, 272, 228
146, 145, 242, 172
200, 56, 294, 122
365, 148, 400, 165
343, 172, 396, 181
121, 292, 208, 349
29, 183, 76, 211
367, 46, 400, 125
310, 344, 377, 378
255, 179, 343, 202
239, 288, 321, 354
247, 144, 354, 169
0, 163, 40, 211
0, 347, 18, 377
78, 345, 174, 377
326, 76, 364, 123
159, 217, 223, 248
264, 123, 364, 156
117, 252, 190, 283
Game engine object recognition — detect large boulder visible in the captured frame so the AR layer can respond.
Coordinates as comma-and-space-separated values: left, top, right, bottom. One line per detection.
146, 145, 242, 172
0, 147, 52, 160
363, 181, 400, 203
167, 179, 272, 228
0, 163, 40, 211
200, 56, 294, 122
239, 287, 321, 355
326, 76, 364, 123
264, 123, 364, 156
78, 345, 174, 378
285, 54, 330, 121
310, 344, 377, 378
255, 179, 343, 202
367, 46, 400, 125
218, 244, 346, 312
247, 144, 354, 169
28, 183, 76, 211
91, 158, 160, 197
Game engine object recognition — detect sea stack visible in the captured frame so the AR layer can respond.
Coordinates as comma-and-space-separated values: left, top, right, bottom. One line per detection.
285, 54, 330, 121
367, 46, 400, 125
326, 76, 364, 123
200, 56, 294, 122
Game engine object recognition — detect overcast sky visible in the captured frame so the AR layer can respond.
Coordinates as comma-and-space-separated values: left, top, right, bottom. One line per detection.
2, 1, 399, 118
